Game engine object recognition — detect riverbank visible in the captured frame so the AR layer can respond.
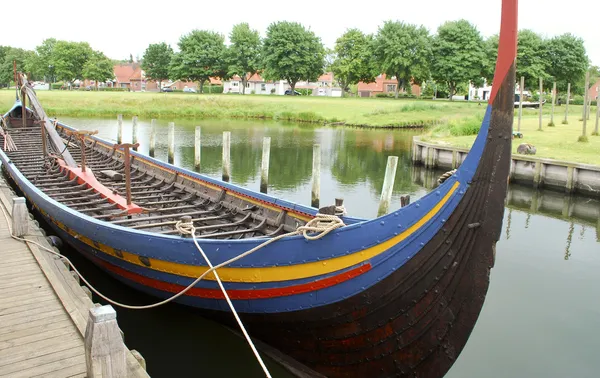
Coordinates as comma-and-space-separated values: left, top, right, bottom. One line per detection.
421, 110, 600, 165
0, 90, 484, 128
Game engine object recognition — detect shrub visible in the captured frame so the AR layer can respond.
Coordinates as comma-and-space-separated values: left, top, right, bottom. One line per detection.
98, 87, 129, 92
51, 82, 64, 90
297, 88, 312, 96
270, 88, 276, 94
205, 85, 223, 94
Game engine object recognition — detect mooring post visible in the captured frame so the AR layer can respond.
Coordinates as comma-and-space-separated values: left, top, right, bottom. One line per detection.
84, 305, 127, 378
538, 78, 543, 131
400, 194, 411, 208
518, 76, 524, 132
594, 93, 600, 136
311, 144, 321, 208
149, 119, 156, 157
563, 83, 570, 124
549, 82, 556, 126
117, 114, 123, 144
581, 71, 590, 141
132, 116, 138, 150
194, 126, 201, 171
222, 131, 231, 182
260, 136, 271, 193
168, 122, 175, 164
11, 197, 28, 237
378, 156, 399, 216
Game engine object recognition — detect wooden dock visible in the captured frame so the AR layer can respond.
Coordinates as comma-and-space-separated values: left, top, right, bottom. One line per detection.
0, 175, 148, 378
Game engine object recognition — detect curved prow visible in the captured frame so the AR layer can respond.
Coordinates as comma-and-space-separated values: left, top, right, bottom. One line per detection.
489, 0, 518, 106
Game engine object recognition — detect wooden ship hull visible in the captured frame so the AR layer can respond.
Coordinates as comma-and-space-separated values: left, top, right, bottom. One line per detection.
0, 1, 517, 376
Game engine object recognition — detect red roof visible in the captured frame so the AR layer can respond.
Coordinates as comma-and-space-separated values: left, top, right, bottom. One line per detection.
318, 73, 333, 82
113, 64, 136, 84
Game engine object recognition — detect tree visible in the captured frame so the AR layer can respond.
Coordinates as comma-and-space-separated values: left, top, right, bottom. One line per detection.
481, 34, 498, 84
515, 30, 549, 90
262, 21, 325, 93
141, 42, 173, 90
372, 21, 432, 98
0, 47, 31, 87
545, 33, 588, 93
82, 51, 114, 90
52, 41, 93, 85
170, 30, 227, 93
330, 29, 378, 97
26, 38, 57, 83
431, 20, 486, 100
227, 23, 262, 95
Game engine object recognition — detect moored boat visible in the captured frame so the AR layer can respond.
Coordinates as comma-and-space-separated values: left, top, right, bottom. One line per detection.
0, 0, 517, 375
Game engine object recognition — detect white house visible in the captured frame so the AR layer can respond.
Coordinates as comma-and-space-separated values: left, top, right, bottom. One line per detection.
469, 80, 529, 101
223, 73, 287, 95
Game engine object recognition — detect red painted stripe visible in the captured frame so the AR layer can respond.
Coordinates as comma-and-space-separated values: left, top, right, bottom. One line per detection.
488, 0, 518, 104
97, 259, 371, 299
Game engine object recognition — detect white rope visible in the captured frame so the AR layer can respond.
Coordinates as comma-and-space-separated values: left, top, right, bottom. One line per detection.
176, 220, 273, 377
0, 194, 345, 377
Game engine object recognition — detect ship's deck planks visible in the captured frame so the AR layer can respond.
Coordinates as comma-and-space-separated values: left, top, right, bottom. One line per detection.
0, 179, 86, 377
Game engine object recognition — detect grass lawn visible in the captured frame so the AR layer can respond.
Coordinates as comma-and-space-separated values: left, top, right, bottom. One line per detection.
421, 105, 600, 165
0, 90, 484, 128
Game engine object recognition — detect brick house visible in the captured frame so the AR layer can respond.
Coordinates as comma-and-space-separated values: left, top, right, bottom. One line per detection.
589, 79, 600, 100
357, 74, 421, 97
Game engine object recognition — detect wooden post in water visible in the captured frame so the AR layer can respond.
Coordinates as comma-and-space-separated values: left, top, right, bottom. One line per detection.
11, 197, 28, 237
117, 114, 123, 144
84, 305, 127, 378
311, 144, 321, 208
222, 131, 231, 182
260, 137, 271, 193
518, 76, 524, 132
149, 119, 156, 157
168, 122, 175, 163
580, 71, 590, 142
132, 116, 138, 150
378, 156, 399, 216
194, 126, 201, 170
549, 82, 556, 126
538, 78, 543, 131
563, 83, 570, 124
594, 93, 600, 136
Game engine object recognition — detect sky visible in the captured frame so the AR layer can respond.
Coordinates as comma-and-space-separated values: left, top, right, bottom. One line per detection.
1, 0, 599, 65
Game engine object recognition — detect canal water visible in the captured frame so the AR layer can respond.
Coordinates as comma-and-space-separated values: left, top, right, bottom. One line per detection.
49, 117, 600, 377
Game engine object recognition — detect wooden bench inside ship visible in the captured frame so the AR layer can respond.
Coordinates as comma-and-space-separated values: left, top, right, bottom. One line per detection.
2, 124, 308, 239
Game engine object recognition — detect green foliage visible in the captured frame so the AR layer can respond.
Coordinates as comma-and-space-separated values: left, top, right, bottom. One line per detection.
374, 92, 417, 99
262, 21, 325, 91
170, 30, 227, 93
481, 34, 498, 84
516, 30, 549, 89
372, 21, 432, 98
82, 51, 114, 87
429, 114, 484, 137
98, 87, 129, 92
227, 23, 262, 95
26, 38, 57, 82
142, 42, 173, 89
296, 88, 312, 96
204, 85, 224, 94
431, 20, 486, 100
545, 33, 589, 93
331, 29, 377, 96
52, 41, 93, 83
0, 47, 31, 86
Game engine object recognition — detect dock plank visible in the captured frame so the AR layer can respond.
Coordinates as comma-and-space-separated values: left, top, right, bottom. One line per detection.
0, 347, 84, 377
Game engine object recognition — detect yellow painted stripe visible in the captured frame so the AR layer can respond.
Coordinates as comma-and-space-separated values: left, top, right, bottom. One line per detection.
44, 182, 460, 283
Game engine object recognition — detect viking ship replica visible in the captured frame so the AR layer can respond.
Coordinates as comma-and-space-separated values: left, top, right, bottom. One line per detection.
0, 0, 516, 375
